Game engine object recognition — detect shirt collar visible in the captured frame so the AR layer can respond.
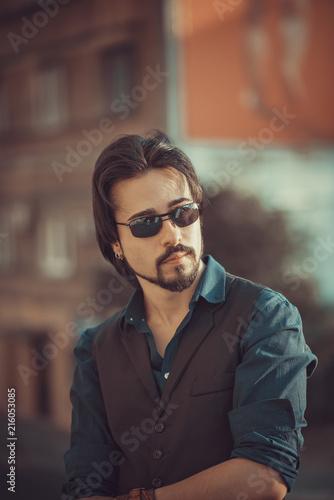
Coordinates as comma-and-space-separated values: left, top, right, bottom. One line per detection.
191, 254, 226, 304
123, 288, 146, 331
123, 254, 226, 326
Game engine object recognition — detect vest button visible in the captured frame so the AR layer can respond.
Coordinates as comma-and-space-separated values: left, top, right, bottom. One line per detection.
153, 449, 163, 460
152, 477, 163, 488
154, 421, 165, 433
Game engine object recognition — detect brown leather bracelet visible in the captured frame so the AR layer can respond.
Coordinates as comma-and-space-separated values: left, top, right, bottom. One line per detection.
116, 488, 155, 499
140, 489, 155, 500
127, 489, 142, 498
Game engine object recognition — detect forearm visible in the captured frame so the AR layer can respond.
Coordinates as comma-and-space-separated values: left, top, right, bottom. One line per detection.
154, 458, 287, 500
78, 459, 286, 500
79, 497, 115, 499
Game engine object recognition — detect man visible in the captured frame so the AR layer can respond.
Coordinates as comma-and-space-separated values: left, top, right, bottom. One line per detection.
62, 131, 317, 500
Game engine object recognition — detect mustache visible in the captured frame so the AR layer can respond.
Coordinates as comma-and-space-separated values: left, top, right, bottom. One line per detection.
156, 244, 196, 267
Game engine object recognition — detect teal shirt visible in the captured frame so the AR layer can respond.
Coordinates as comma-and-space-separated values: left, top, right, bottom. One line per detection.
63, 255, 317, 497
123, 255, 225, 391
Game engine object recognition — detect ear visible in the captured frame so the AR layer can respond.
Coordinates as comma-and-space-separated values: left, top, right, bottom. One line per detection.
111, 241, 122, 254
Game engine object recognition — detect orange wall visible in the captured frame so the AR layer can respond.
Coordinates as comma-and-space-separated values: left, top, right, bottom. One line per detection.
178, 0, 334, 143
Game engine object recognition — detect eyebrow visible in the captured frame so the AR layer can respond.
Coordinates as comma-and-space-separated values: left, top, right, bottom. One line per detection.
127, 197, 192, 221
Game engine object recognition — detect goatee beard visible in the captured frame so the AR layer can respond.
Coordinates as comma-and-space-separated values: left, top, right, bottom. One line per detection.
132, 241, 203, 292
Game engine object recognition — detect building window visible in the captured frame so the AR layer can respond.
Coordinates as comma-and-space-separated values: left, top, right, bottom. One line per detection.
0, 203, 31, 271
31, 63, 68, 131
102, 44, 136, 112
0, 79, 8, 133
0, 210, 14, 271
37, 213, 76, 278
32, 335, 50, 416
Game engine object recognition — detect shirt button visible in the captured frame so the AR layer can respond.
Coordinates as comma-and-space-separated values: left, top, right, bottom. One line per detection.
164, 372, 169, 379
153, 449, 163, 460
152, 477, 163, 488
154, 422, 165, 433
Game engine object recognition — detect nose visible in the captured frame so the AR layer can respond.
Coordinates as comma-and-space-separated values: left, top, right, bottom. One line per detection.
159, 217, 181, 247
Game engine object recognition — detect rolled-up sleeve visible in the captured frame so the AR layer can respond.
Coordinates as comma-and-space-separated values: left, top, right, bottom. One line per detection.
228, 289, 317, 491
62, 328, 121, 499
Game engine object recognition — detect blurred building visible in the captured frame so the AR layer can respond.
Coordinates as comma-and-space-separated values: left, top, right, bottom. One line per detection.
0, 1, 333, 498
0, 0, 166, 430
1, 0, 333, 434
166, 0, 334, 305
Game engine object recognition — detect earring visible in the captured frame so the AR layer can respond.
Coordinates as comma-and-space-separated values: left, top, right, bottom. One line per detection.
115, 251, 124, 261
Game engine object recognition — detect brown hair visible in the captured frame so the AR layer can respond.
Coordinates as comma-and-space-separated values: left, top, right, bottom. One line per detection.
92, 130, 204, 287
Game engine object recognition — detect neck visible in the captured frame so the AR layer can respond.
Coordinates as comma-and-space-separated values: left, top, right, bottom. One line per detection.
139, 260, 205, 327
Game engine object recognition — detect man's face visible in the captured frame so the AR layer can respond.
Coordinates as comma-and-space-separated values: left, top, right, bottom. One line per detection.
111, 167, 203, 292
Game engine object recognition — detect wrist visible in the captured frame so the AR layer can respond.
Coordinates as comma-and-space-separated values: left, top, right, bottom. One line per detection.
116, 488, 155, 500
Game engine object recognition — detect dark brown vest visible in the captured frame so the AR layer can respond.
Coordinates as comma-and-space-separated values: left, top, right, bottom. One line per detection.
93, 274, 265, 494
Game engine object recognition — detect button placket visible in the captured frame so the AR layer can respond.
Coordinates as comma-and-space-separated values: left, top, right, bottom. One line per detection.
152, 448, 163, 460
152, 477, 163, 488
154, 421, 165, 433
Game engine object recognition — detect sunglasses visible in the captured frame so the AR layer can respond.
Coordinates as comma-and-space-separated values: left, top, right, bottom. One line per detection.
116, 203, 200, 238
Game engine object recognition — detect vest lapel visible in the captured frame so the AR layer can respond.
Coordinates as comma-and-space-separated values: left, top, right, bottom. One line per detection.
158, 274, 236, 415
159, 300, 219, 411
121, 322, 161, 405
120, 274, 235, 415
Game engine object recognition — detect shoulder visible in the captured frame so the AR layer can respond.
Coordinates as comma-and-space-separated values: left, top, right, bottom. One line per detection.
74, 307, 126, 360
224, 272, 303, 346
251, 286, 301, 326
239, 284, 304, 352
224, 273, 272, 318
228, 272, 299, 321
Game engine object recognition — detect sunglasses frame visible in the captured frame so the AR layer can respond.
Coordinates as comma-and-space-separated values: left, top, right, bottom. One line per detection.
116, 202, 200, 238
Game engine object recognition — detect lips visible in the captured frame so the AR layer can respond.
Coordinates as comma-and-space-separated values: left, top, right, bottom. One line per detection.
163, 252, 188, 264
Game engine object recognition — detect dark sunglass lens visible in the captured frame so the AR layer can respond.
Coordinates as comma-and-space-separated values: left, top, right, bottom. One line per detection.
130, 216, 162, 238
174, 205, 199, 227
